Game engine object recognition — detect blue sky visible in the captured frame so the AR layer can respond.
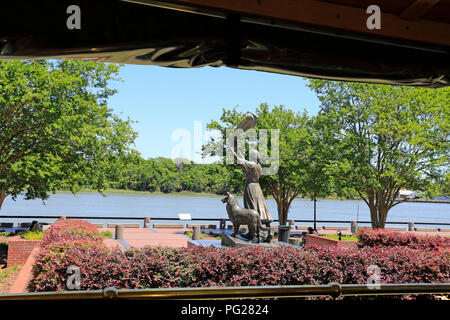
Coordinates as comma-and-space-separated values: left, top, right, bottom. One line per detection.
108, 64, 321, 159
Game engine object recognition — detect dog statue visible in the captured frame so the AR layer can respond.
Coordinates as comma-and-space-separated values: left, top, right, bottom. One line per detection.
221, 192, 268, 243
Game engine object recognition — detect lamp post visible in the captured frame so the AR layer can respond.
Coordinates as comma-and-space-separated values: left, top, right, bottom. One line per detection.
313, 192, 317, 232
337, 229, 342, 241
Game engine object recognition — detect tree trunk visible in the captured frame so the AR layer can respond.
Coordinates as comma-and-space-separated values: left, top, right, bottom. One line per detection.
378, 205, 389, 229
369, 205, 381, 229
368, 203, 389, 229
277, 199, 290, 226
0, 189, 6, 211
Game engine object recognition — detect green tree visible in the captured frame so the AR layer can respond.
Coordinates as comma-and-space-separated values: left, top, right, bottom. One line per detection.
295, 115, 337, 229
308, 80, 449, 228
207, 104, 308, 225
0, 60, 137, 210
440, 172, 450, 196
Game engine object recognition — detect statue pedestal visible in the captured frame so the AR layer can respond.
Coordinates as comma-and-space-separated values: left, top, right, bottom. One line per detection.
221, 232, 293, 248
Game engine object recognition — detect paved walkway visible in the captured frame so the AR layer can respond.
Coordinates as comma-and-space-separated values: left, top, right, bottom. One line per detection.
101, 227, 191, 249
101, 226, 449, 249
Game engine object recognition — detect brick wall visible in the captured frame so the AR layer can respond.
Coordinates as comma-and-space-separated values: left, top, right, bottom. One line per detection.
305, 234, 358, 249
7, 240, 41, 267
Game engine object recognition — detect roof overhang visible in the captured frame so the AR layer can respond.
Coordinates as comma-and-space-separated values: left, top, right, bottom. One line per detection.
0, 0, 449, 87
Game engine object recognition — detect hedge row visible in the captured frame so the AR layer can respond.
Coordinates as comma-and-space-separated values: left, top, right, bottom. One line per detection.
28, 220, 450, 293
28, 242, 450, 292
356, 228, 450, 250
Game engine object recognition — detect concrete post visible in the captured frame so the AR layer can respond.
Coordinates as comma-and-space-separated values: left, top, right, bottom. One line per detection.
408, 222, 414, 232
288, 220, 295, 229
192, 226, 201, 240
350, 221, 358, 234
115, 225, 124, 240
288, 238, 300, 246
144, 217, 151, 229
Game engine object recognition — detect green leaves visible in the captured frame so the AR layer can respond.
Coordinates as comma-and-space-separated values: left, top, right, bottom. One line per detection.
308, 79, 450, 227
0, 60, 136, 208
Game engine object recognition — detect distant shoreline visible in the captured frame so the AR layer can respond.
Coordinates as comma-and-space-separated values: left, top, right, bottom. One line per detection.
57, 189, 223, 198
56, 189, 358, 201
55, 189, 450, 203
403, 199, 450, 204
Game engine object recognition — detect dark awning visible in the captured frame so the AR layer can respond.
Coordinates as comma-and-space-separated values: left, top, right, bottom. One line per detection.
0, 0, 449, 87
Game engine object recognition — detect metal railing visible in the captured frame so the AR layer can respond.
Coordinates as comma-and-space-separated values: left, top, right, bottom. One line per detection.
0, 283, 448, 300
1, 215, 450, 228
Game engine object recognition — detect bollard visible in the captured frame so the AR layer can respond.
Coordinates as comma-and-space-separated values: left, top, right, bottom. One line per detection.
220, 219, 226, 230
278, 225, 290, 243
350, 221, 358, 234
288, 220, 294, 229
192, 226, 201, 240
288, 238, 300, 246
144, 217, 151, 229
408, 222, 414, 232
115, 225, 124, 240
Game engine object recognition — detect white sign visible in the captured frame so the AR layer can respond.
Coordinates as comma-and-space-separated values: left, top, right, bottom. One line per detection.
178, 213, 192, 220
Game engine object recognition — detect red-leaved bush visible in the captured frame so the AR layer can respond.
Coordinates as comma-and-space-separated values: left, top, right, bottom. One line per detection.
28, 244, 450, 292
356, 228, 450, 251
28, 219, 450, 296
41, 218, 103, 248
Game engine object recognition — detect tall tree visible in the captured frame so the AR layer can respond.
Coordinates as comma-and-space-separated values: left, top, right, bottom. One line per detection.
308, 80, 449, 228
0, 60, 137, 210
295, 115, 337, 230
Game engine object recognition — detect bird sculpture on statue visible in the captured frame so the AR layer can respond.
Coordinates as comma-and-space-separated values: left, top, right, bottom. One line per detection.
236, 112, 258, 132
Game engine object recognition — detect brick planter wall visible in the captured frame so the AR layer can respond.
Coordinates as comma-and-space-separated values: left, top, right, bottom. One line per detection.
7, 240, 42, 267
305, 234, 358, 249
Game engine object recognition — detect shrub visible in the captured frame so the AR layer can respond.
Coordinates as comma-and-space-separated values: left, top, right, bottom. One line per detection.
28, 219, 450, 296
41, 218, 103, 248
356, 228, 450, 250
28, 244, 450, 292
28, 243, 197, 291
28, 240, 111, 292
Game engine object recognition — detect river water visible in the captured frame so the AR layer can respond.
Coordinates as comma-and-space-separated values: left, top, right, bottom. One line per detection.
1, 192, 449, 228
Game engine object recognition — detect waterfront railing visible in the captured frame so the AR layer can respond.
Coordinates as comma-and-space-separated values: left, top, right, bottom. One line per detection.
0, 282, 449, 300
1, 215, 450, 231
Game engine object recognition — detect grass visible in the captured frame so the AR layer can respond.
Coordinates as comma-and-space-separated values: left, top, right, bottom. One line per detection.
0, 266, 17, 283
184, 230, 222, 240
20, 230, 44, 240
101, 231, 113, 238
0, 232, 12, 237
321, 234, 358, 241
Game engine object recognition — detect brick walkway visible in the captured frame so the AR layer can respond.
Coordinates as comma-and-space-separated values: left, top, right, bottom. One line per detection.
101, 226, 450, 249
101, 227, 191, 249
